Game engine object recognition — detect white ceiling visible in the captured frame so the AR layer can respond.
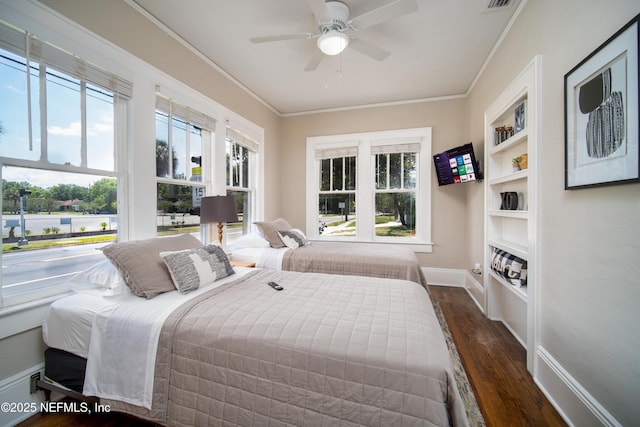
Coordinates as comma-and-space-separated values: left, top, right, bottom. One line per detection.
130, 0, 523, 115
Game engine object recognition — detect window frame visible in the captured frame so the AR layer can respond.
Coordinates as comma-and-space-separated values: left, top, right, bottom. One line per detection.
225, 127, 258, 240
0, 23, 130, 308
306, 127, 432, 252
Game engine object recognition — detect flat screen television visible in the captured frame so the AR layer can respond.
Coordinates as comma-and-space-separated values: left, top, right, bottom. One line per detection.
433, 142, 482, 186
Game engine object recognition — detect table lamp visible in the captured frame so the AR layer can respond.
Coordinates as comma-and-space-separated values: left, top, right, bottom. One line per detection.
200, 195, 238, 244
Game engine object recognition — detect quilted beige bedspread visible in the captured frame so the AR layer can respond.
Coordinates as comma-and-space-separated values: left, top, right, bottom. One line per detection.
282, 241, 428, 289
106, 269, 467, 426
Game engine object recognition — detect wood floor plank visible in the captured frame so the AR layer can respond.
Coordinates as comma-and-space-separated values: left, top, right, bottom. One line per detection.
18, 285, 567, 427
428, 285, 567, 427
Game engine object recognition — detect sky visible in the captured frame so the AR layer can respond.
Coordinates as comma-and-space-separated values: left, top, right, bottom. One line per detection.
1, 49, 114, 189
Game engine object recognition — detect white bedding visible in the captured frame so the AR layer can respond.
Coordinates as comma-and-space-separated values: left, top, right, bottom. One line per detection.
43, 293, 121, 358
43, 267, 254, 409
231, 246, 288, 270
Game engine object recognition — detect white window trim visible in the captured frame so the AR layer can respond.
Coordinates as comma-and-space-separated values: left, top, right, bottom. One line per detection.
0, 0, 265, 320
306, 127, 433, 253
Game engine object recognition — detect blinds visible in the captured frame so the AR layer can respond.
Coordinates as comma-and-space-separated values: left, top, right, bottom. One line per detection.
227, 127, 259, 152
0, 20, 132, 98
314, 146, 358, 160
0, 20, 25, 54
156, 96, 217, 132
371, 142, 421, 154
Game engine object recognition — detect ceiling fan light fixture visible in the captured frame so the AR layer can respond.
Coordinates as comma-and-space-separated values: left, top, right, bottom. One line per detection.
317, 30, 349, 55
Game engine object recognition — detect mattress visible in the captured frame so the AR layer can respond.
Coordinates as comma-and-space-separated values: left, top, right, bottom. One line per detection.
42, 293, 121, 358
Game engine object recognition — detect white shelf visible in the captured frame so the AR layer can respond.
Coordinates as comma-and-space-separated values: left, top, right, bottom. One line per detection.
490, 128, 528, 155
489, 169, 528, 185
483, 56, 540, 373
488, 270, 528, 301
488, 239, 527, 260
488, 209, 528, 219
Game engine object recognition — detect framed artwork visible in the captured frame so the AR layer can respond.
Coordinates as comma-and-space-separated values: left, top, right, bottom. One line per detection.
564, 14, 640, 189
514, 102, 526, 133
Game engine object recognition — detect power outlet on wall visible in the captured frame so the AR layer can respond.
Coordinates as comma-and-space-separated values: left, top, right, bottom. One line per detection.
29, 372, 41, 394
472, 263, 482, 274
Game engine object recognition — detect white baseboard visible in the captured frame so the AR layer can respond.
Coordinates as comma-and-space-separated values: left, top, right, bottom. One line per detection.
536, 347, 622, 427
423, 267, 466, 287
423, 267, 485, 313
0, 364, 45, 427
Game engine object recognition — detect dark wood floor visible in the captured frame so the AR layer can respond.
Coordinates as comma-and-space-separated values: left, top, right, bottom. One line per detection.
429, 285, 567, 427
18, 285, 566, 427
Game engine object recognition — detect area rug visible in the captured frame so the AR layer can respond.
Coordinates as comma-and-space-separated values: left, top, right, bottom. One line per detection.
433, 302, 486, 427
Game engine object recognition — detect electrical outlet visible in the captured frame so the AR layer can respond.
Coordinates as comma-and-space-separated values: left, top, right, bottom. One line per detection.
29, 372, 41, 394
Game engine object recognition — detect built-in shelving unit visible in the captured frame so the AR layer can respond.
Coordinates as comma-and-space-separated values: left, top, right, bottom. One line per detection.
484, 56, 540, 373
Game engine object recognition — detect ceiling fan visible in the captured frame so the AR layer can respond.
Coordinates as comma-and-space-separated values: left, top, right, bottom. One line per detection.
250, 0, 418, 71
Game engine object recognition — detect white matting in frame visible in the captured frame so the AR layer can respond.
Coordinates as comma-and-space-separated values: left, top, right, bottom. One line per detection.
565, 15, 639, 189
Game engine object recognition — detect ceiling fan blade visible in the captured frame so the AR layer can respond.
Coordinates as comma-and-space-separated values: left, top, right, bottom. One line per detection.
304, 0, 331, 22
348, 38, 390, 61
250, 33, 315, 43
304, 49, 325, 71
349, 0, 417, 30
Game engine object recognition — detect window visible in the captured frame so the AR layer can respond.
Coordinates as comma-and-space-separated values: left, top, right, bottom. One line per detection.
306, 128, 432, 250
373, 146, 418, 238
0, 21, 130, 306
225, 126, 258, 245
317, 148, 357, 237
155, 96, 214, 236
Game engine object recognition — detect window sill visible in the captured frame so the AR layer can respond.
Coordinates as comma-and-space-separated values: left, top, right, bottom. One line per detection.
310, 238, 433, 253
0, 292, 72, 340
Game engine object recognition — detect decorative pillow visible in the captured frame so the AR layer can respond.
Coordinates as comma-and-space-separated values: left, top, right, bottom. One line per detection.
101, 234, 202, 298
490, 248, 528, 287
254, 218, 293, 248
160, 247, 234, 294
67, 259, 129, 297
203, 244, 235, 277
277, 229, 309, 249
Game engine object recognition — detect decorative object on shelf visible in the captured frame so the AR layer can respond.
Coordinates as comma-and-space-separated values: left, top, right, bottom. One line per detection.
500, 191, 519, 210
564, 14, 639, 189
512, 156, 521, 172
518, 153, 528, 170
494, 126, 514, 146
490, 248, 528, 288
514, 102, 526, 133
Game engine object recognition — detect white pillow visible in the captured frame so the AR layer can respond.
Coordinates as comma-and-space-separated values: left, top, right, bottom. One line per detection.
230, 232, 271, 249
67, 259, 129, 297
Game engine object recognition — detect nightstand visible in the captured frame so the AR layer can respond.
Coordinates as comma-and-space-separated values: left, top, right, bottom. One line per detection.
230, 260, 256, 268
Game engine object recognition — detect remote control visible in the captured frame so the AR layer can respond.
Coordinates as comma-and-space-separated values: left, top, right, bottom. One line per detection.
268, 281, 283, 291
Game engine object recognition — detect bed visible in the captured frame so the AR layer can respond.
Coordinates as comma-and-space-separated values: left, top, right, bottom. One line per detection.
41, 234, 467, 426
232, 219, 428, 288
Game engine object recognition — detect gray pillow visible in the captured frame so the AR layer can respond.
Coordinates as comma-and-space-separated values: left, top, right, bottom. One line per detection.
101, 234, 202, 298
203, 244, 235, 277
277, 229, 308, 248
254, 218, 293, 248
160, 247, 234, 294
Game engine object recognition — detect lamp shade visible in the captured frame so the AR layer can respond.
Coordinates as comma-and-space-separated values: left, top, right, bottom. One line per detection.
200, 195, 238, 224
317, 30, 349, 55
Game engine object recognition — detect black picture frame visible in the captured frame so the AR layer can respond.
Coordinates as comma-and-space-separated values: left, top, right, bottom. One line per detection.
564, 14, 640, 190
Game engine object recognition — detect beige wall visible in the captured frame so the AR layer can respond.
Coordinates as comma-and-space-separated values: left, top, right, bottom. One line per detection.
280, 98, 474, 268
467, 0, 640, 424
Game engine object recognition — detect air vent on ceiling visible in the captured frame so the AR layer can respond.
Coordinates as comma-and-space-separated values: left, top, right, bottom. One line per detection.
484, 0, 513, 11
